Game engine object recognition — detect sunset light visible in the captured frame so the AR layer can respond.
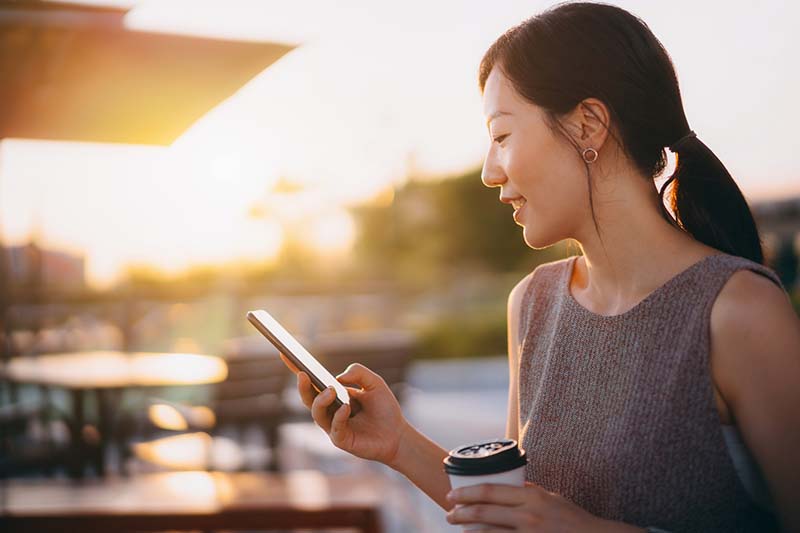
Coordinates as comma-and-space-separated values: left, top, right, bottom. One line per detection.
2, 1, 798, 289
2, 4, 798, 530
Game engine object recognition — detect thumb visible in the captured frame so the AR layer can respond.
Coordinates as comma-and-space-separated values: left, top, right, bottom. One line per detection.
336, 363, 382, 391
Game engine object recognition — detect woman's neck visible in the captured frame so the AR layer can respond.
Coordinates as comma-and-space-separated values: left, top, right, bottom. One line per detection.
569, 180, 717, 316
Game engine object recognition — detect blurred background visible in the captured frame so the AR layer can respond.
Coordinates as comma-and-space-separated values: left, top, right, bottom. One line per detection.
1, 1, 798, 532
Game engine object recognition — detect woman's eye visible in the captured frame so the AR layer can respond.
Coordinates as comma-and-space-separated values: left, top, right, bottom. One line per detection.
493, 134, 509, 144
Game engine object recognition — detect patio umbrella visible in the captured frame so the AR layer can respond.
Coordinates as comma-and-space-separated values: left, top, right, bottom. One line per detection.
0, 1, 294, 145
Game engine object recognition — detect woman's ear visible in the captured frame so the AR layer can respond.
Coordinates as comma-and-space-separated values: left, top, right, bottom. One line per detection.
565, 98, 611, 151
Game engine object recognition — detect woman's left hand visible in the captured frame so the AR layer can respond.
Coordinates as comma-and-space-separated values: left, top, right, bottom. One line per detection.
445, 482, 645, 532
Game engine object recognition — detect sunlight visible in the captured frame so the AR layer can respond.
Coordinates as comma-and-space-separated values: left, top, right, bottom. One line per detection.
161, 471, 218, 502
132, 433, 245, 471
306, 210, 357, 256
5, 351, 228, 388
131, 353, 228, 385
2, 2, 797, 288
0, 136, 286, 288
148, 402, 217, 431
133, 432, 213, 470
286, 470, 331, 507
148, 404, 188, 431
160, 471, 236, 505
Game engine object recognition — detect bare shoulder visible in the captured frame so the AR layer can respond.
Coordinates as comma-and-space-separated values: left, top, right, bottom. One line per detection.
710, 269, 800, 530
711, 269, 797, 343
709, 269, 799, 420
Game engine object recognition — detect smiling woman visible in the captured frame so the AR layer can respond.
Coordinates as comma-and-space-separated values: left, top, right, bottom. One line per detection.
465, 3, 797, 531
277, 2, 800, 533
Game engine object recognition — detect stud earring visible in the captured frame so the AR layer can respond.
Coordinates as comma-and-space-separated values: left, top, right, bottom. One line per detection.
582, 147, 598, 164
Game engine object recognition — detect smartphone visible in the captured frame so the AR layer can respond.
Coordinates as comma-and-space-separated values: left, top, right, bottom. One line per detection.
246, 309, 360, 417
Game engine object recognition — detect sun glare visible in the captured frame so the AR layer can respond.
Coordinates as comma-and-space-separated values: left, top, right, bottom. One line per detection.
2, 2, 797, 289
306, 210, 357, 256
131, 353, 228, 385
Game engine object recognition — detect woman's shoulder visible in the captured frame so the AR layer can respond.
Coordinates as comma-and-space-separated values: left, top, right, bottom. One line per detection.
508, 256, 575, 316
708, 261, 800, 515
709, 255, 797, 395
706, 252, 783, 285
711, 265, 793, 334
528, 256, 575, 286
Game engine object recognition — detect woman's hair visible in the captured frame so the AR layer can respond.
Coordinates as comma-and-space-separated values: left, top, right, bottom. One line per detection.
479, 1, 764, 264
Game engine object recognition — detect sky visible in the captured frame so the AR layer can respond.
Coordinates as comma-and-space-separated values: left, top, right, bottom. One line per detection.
1, 0, 798, 287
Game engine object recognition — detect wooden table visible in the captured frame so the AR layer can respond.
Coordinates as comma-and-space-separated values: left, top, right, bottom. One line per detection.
1, 351, 228, 477
0, 470, 383, 532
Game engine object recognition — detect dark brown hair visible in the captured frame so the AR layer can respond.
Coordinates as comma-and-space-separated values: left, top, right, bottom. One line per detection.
479, 1, 763, 264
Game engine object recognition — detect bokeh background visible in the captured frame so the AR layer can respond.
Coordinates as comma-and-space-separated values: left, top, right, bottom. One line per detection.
1, 1, 798, 532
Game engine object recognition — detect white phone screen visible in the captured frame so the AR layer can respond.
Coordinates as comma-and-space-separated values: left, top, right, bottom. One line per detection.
247, 309, 350, 406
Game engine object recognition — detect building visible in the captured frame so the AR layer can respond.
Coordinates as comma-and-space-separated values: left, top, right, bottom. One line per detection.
4, 243, 85, 291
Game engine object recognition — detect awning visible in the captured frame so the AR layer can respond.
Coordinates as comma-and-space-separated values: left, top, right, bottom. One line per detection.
0, 1, 294, 145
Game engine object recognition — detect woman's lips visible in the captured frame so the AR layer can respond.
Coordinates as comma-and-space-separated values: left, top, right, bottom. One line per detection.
511, 197, 526, 223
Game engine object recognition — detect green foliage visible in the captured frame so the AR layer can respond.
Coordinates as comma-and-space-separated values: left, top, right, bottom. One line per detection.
349, 169, 578, 358
351, 168, 559, 284
415, 304, 509, 360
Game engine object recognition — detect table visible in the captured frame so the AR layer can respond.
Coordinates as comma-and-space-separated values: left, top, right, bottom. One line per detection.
1, 351, 228, 477
0, 470, 383, 532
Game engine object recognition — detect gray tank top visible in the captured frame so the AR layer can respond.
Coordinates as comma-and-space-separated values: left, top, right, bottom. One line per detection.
516, 253, 784, 532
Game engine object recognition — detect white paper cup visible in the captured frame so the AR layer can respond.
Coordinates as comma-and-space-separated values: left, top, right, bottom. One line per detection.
444, 439, 527, 531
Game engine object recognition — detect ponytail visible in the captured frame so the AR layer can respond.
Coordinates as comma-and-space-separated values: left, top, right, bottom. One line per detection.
658, 133, 764, 264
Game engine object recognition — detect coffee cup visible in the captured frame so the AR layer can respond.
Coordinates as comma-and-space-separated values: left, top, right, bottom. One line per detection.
443, 438, 527, 530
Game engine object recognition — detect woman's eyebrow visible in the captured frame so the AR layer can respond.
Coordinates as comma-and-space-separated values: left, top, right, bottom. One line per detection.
486, 110, 512, 128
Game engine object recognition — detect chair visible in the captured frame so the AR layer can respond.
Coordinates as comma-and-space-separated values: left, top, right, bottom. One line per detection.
313, 329, 418, 405
212, 336, 294, 471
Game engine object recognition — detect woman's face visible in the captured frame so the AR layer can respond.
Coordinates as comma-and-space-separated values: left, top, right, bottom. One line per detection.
481, 67, 590, 249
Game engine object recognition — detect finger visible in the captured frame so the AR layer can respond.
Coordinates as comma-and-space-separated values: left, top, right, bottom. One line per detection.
446, 504, 523, 528
279, 353, 300, 374
447, 483, 532, 506
310, 385, 336, 432
329, 401, 351, 445
335, 363, 383, 391
296, 372, 317, 409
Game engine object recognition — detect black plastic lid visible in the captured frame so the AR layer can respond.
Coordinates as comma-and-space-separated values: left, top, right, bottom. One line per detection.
443, 439, 527, 476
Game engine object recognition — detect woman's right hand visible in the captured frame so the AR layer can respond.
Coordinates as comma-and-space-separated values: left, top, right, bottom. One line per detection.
280, 354, 409, 466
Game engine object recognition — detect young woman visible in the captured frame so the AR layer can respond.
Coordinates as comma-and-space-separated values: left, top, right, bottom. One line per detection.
282, 2, 800, 531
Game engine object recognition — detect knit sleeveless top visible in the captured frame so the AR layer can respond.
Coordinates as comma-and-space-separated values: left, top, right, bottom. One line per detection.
516, 253, 784, 532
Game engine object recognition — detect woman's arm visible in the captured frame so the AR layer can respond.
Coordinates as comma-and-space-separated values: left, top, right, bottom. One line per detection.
386, 422, 453, 510
387, 271, 534, 511
711, 270, 800, 532
289, 361, 454, 508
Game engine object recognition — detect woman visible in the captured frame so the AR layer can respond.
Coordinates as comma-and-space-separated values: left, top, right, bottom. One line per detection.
282, 2, 800, 531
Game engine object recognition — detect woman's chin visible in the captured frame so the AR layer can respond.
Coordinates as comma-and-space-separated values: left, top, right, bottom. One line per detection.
522, 225, 556, 250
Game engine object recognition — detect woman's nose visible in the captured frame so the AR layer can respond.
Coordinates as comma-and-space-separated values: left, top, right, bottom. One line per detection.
481, 158, 506, 188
